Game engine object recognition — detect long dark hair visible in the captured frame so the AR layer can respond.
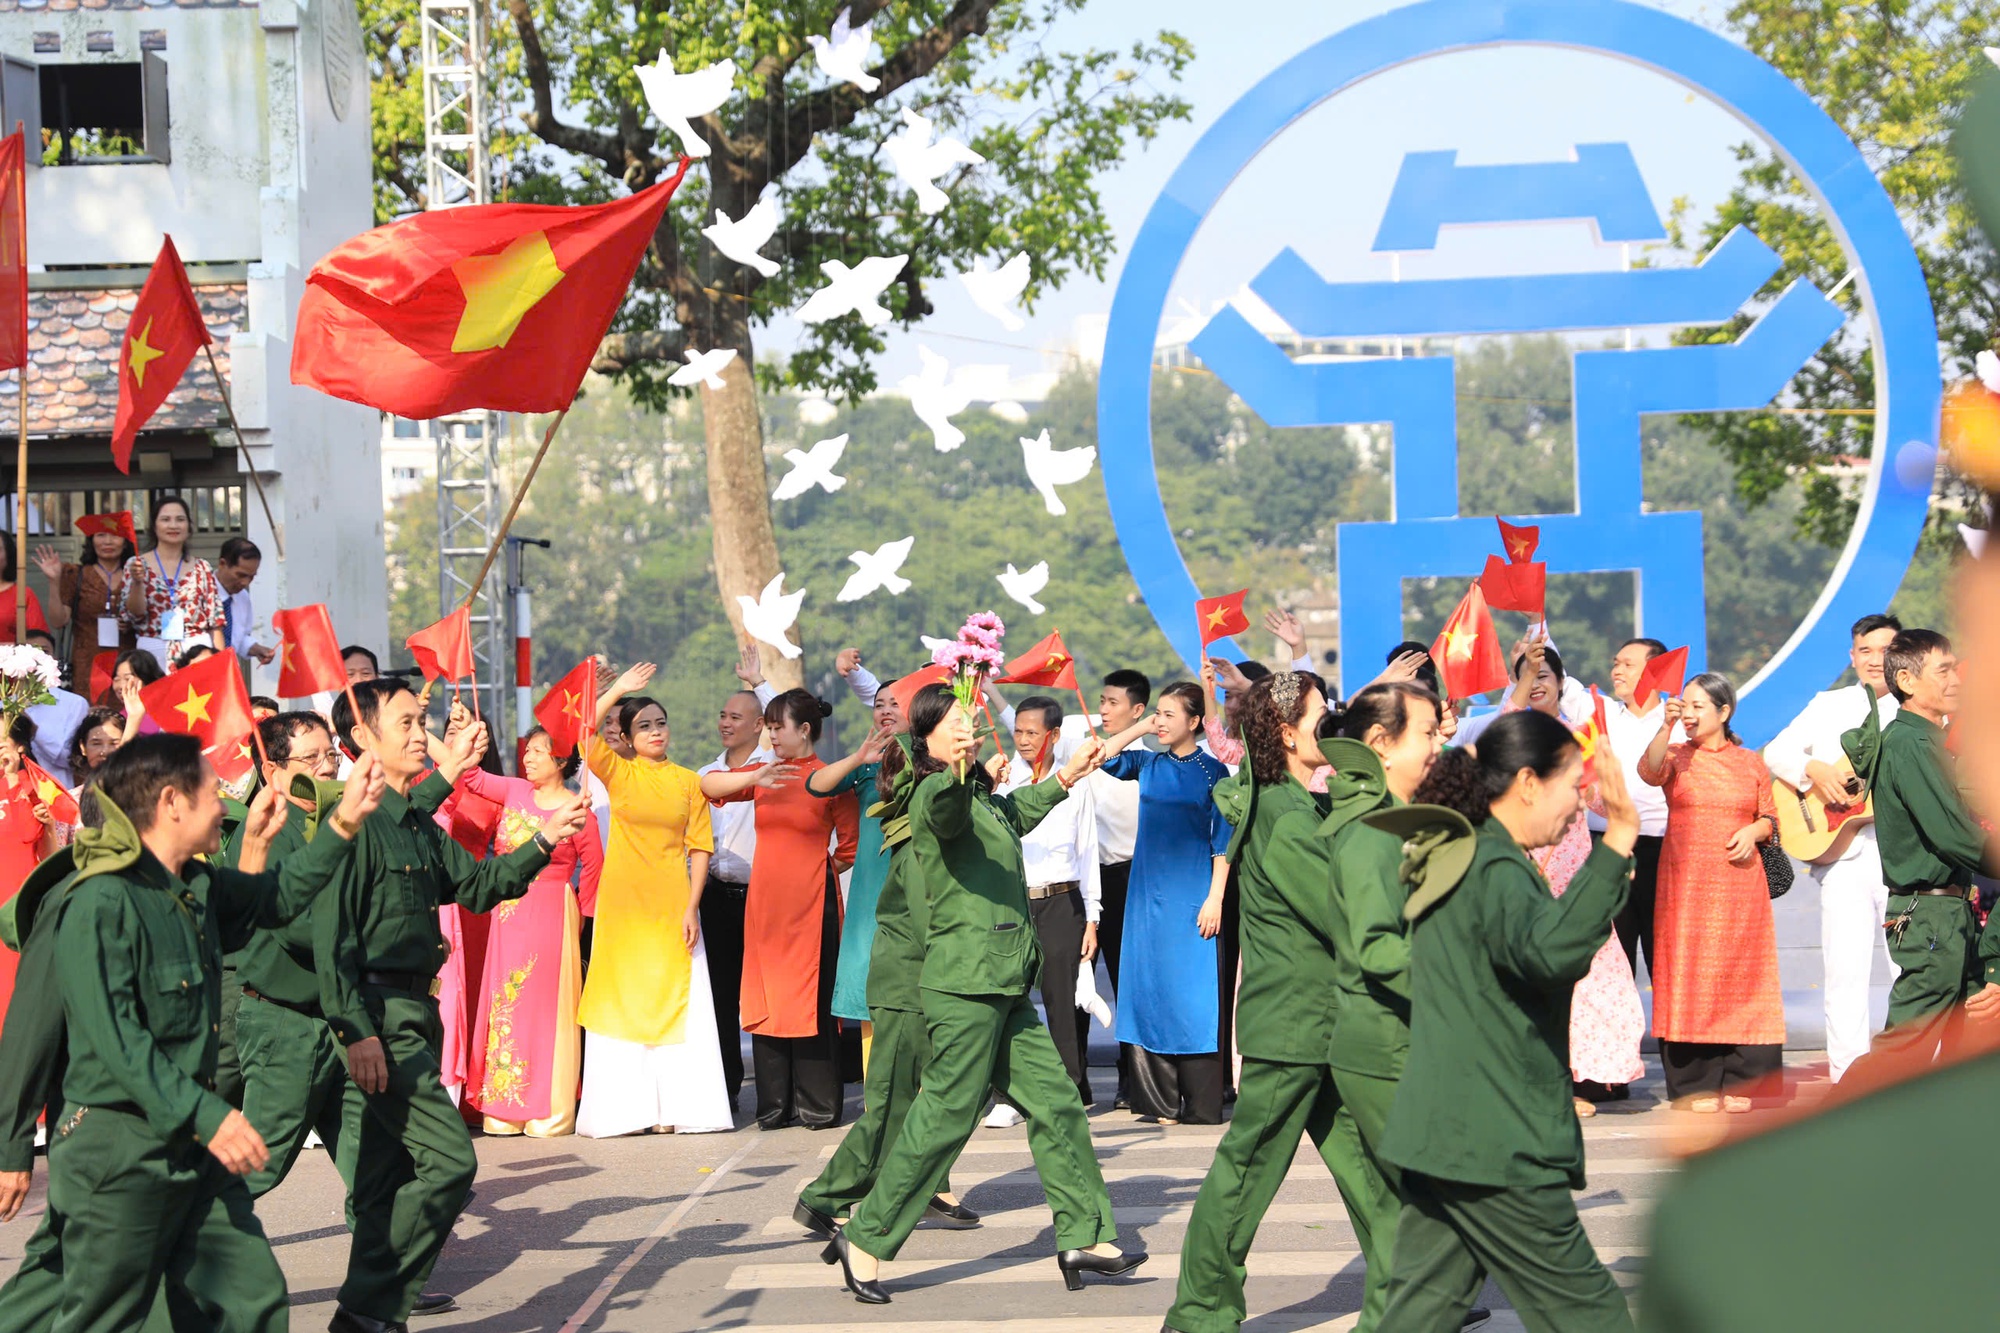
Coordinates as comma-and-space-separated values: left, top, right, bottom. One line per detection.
1415, 709, 1578, 822
1330, 681, 1440, 744
144, 495, 192, 552
1239, 673, 1316, 785
1685, 671, 1741, 746
765, 687, 835, 742
68, 706, 123, 781
906, 683, 991, 792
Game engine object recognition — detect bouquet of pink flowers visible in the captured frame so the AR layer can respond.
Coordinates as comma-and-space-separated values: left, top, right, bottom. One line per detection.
931, 611, 1006, 714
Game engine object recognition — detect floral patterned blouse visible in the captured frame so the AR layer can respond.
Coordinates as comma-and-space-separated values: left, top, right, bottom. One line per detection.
120, 552, 225, 641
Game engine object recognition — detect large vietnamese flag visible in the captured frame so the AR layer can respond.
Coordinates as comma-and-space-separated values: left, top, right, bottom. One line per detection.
111, 235, 213, 471
292, 158, 692, 418
138, 650, 256, 776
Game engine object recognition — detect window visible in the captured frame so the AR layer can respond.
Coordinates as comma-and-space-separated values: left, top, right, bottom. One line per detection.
392, 467, 423, 482
391, 418, 423, 438
39, 55, 169, 165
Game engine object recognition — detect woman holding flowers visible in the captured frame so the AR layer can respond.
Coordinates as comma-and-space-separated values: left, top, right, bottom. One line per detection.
827, 673, 1145, 1305
704, 688, 859, 1131
0, 646, 63, 1032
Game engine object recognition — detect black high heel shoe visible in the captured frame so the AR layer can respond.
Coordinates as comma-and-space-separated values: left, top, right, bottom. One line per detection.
924, 1195, 981, 1229
794, 1199, 838, 1240
821, 1229, 891, 1304
1056, 1247, 1147, 1291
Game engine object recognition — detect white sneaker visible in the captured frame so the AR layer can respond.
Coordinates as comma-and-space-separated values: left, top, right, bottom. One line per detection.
983, 1102, 1025, 1128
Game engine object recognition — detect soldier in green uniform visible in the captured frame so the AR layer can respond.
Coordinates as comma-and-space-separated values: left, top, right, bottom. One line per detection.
795, 732, 976, 1237
827, 683, 1139, 1303
1840, 630, 1993, 1064
42, 731, 387, 1332
319, 679, 589, 1333
1373, 709, 1639, 1332
1164, 674, 1406, 1333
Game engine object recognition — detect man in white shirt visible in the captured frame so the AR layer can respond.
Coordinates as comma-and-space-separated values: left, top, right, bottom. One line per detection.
1763, 613, 1903, 1082
1592, 638, 1676, 986
22, 627, 87, 787
1090, 668, 1148, 1108
989, 696, 1101, 1121
217, 537, 276, 674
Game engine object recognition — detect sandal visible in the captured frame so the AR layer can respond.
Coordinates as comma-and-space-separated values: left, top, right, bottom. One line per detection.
1572, 1097, 1597, 1118
1686, 1096, 1721, 1114
1722, 1096, 1753, 1114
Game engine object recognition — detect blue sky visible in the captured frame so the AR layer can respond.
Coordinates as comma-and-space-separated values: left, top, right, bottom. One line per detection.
768, 0, 1773, 392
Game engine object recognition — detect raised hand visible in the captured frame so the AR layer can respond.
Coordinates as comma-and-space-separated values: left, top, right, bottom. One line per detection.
30, 546, 62, 584
835, 646, 864, 676
541, 790, 592, 842
1059, 736, 1107, 787
753, 760, 800, 790
1378, 650, 1428, 685
1660, 696, 1685, 733
1212, 658, 1253, 696
334, 752, 387, 828
734, 642, 763, 687
857, 724, 893, 765
240, 782, 291, 846
618, 661, 658, 696
1263, 607, 1304, 654
1593, 736, 1640, 854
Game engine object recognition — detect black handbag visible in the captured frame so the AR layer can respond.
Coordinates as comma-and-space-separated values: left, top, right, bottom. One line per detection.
1760, 831, 1795, 900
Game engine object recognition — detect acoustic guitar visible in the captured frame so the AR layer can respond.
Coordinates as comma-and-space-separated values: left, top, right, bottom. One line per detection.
1769, 762, 1874, 865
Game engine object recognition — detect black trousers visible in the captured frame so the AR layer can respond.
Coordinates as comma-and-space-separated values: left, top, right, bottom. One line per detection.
1218, 873, 1241, 1095
1127, 1046, 1226, 1124
1659, 1040, 1782, 1101
753, 880, 845, 1130
1612, 834, 1664, 982
700, 875, 748, 1104
1097, 860, 1133, 1103
997, 888, 1091, 1108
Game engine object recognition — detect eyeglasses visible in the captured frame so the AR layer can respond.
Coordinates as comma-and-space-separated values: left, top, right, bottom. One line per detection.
288, 749, 334, 769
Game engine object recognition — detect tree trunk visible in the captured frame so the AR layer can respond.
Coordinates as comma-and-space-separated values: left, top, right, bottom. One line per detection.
700, 315, 801, 690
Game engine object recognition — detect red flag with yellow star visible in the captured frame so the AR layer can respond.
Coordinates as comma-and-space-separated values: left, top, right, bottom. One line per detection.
22, 758, 78, 825
1194, 588, 1251, 647
291, 158, 692, 418
271, 604, 346, 698
1574, 685, 1611, 783
997, 630, 1078, 689
532, 658, 597, 759
111, 235, 213, 473
1428, 582, 1508, 700
137, 649, 255, 774
1496, 517, 1541, 564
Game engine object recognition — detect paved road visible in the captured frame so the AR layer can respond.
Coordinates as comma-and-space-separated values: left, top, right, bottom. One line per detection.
0, 1053, 1804, 1333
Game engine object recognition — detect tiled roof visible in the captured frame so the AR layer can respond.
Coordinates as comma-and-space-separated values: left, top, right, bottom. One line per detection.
0, 0, 254, 10
0, 284, 240, 436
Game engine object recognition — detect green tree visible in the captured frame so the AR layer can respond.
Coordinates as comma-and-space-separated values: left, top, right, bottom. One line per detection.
1685, 1, 2000, 544
368, 1, 1192, 690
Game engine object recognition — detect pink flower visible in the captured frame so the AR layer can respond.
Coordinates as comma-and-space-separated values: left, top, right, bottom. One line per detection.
961, 624, 1002, 649
932, 641, 975, 670
969, 644, 1006, 672
965, 610, 1005, 637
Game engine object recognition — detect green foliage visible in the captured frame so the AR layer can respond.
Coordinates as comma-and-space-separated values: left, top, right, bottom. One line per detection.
1682, 1, 2000, 542
383, 338, 1954, 763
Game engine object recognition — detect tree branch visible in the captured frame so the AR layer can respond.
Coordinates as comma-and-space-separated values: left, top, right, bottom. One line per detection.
507, 0, 626, 173
592, 330, 686, 376
774, 0, 1001, 180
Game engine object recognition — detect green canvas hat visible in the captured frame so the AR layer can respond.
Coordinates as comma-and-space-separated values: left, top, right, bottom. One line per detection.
1357, 803, 1479, 922
1839, 683, 1884, 788
1315, 737, 1391, 843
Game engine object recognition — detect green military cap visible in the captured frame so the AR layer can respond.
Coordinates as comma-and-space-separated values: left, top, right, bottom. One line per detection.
1839, 683, 1884, 787
867, 735, 920, 848
1315, 737, 1390, 841
1357, 803, 1478, 922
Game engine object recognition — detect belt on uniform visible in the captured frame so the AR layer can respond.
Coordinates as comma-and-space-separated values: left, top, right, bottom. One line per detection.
1027, 880, 1078, 901
242, 985, 325, 1020
1893, 886, 1972, 899
708, 875, 749, 894
362, 969, 441, 998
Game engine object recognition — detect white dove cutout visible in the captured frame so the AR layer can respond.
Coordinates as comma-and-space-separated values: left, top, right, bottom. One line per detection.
1963, 524, 1989, 558
837, 536, 915, 602
900, 346, 975, 451
1977, 348, 2000, 394
1019, 428, 1096, 516
736, 573, 806, 659
920, 633, 956, 655
957, 252, 1030, 331
635, 53, 736, 159
996, 561, 1050, 616
809, 8, 880, 92
795, 255, 909, 326
771, 434, 849, 502
884, 107, 986, 215
668, 346, 737, 390
703, 196, 781, 277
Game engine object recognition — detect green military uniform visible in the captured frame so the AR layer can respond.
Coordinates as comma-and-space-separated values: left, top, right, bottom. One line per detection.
211, 794, 255, 1109
801, 756, 958, 1218
1843, 707, 1991, 1048
315, 771, 549, 1325
224, 774, 361, 1198
42, 791, 357, 1333
1166, 740, 1397, 1333
844, 765, 1116, 1263
1375, 813, 1634, 1332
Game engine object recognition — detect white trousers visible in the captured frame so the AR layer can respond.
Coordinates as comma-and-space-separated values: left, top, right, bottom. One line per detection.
1808, 838, 1897, 1081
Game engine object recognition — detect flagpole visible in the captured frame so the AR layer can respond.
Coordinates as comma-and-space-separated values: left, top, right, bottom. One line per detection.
200, 341, 285, 561
462, 407, 566, 611
12, 123, 24, 647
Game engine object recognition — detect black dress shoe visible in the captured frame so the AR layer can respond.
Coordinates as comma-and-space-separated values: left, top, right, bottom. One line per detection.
408, 1293, 457, 1317
1462, 1307, 1492, 1328
328, 1309, 407, 1333
924, 1195, 980, 1229
794, 1198, 839, 1239
1056, 1247, 1147, 1291
820, 1229, 891, 1304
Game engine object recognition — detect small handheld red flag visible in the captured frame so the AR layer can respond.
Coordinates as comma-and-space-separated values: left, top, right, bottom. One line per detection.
22, 759, 78, 825
89, 650, 118, 703
533, 659, 598, 758
111, 235, 214, 473
74, 511, 138, 549
1428, 582, 1509, 700
1478, 554, 1547, 617
1575, 686, 1611, 782
886, 664, 952, 717
137, 650, 256, 773
1195, 589, 1251, 647
0, 129, 25, 374
1634, 645, 1690, 700
271, 604, 347, 698
998, 631, 1078, 689
406, 606, 474, 683
1496, 517, 1541, 564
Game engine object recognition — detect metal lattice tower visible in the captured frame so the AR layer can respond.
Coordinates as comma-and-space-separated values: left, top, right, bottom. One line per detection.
419, 0, 505, 728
